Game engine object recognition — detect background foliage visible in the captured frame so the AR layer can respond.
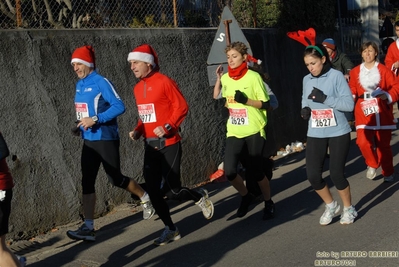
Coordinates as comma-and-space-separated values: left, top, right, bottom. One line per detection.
0, 0, 337, 31
231, 0, 336, 33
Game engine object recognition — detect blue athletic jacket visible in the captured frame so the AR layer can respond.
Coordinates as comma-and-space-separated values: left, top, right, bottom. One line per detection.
74, 71, 125, 141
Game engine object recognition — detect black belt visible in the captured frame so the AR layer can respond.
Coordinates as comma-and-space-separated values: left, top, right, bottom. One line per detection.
144, 137, 166, 150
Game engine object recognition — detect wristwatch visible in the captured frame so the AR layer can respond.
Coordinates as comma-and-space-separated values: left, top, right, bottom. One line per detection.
164, 123, 172, 132
92, 115, 99, 124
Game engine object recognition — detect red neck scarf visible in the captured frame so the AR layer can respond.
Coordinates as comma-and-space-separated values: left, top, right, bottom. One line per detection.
228, 62, 248, 80
330, 51, 337, 60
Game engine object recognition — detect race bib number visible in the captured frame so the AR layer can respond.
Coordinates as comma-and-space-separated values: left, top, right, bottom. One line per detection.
229, 108, 249, 125
75, 103, 89, 120
360, 98, 379, 116
138, 104, 157, 123
311, 109, 337, 128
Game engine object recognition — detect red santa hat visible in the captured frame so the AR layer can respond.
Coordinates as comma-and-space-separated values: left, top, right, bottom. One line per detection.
247, 54, 262, 67
127, 44, 158, 67
71, 45, 95, 68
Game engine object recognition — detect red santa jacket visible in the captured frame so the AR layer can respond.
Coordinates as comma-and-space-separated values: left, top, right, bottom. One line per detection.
384, 40, 399, 78
133, 71, 188, 147
349, 63, 399, 130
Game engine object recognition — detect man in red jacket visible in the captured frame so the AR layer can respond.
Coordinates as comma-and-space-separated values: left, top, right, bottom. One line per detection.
127, 44, 214, 246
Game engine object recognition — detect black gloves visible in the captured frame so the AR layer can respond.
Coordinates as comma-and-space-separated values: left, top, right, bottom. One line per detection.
234, 90, 248, 104
234, 90, 270, 109
308, 87, 327, 103
261, 101, 270, 110
221, 106, 230, 119
301, 107, 311, 120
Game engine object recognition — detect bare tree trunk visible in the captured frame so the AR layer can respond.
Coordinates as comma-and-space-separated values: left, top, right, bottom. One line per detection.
4, 0, 14, 13
43, 0, 54, 23
0, 0, 15, 20
32, 0, 37, 13
63, 0, 72, 10
72, 12, 77, 28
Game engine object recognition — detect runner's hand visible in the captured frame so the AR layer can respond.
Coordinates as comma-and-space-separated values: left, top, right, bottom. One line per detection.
234, 90, 248, 104
308, 87, 326, 103
301, 107, 311, 120
129, 130, 141, 140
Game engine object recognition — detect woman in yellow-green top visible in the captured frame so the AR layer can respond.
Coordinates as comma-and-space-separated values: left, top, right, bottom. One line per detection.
220, 41, 274, 220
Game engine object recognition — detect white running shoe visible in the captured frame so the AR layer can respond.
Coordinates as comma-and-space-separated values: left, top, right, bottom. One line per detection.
366, 166, 377, 180
319, 201, 340, 226
141, 200, 155, 220
195, 188, 214, 219
340, 206, 358, 224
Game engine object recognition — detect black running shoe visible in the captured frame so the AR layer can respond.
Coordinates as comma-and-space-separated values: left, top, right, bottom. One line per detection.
263, 200, 275, 220
237, 193, 255, 218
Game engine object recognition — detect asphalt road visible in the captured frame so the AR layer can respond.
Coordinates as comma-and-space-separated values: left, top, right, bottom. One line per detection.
10, 129, 399, 267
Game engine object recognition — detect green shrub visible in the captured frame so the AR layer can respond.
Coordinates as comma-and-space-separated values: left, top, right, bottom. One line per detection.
231, 0, 336, 33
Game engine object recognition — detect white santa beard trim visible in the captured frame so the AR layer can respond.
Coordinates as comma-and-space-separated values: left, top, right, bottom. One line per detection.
359, 63, 381, 92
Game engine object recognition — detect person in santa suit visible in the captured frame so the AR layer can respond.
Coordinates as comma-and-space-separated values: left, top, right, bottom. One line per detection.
383, 20, 399, 78
384, 21, 399, 111
349, 41, 399, 183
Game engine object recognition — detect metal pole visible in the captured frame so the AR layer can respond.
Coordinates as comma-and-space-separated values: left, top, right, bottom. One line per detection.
252, 0, 257, 28
173, 0, 177, 27
16, 0, 22, 28
223, 20, 232, 45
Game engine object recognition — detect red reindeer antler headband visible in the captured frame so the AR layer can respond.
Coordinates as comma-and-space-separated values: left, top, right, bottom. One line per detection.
286, 28, 324, 56
287, 28, 316, 46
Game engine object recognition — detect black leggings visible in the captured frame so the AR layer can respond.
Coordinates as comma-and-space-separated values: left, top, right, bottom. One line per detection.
143, 141, 202, 228
224, 133, 265, 182
0, 189, 12, 236
81, 140, 130, 194
306, 133, 350, 190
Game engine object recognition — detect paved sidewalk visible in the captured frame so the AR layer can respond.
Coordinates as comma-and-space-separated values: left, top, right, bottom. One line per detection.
9, 130, 399, 267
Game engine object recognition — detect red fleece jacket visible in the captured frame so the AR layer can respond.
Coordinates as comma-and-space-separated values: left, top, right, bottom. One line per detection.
133, 71, 188, 147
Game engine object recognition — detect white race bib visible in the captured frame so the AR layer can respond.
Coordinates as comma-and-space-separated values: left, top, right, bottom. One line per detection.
138, 104, 157, 123
229, 108, 249, 125
75, 103, 89, 120
360, 98, 379, 116
311, 109, 337, 128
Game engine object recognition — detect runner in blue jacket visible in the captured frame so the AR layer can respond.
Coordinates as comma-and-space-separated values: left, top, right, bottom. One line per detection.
74, 68, 124, 141
67, 45, 155, 242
